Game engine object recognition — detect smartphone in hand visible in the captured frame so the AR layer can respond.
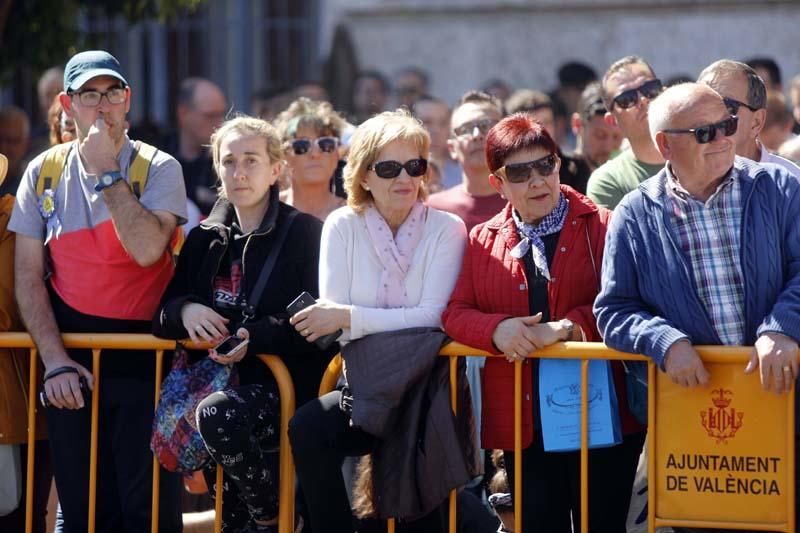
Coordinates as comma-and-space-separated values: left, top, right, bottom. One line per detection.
286, 291, 342, 350
214, 335, 249, 358
40, 375, 89, 408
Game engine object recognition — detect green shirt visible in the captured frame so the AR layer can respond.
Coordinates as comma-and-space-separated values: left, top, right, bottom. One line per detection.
586, 149, 664, 209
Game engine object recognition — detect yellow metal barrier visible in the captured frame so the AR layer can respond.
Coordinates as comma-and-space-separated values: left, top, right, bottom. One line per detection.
258, 353, 297, 533
648, 350, 795, 532
0, 333, 296, 533
319, 342, 796, 533
10, 332, 794, 533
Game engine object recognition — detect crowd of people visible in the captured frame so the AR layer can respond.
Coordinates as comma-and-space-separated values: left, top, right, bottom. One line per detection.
1, 47, 800, 533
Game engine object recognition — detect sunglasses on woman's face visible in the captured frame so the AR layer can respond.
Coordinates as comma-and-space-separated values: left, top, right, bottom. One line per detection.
611, 79, 663, 110
291, 136, 339, 155
662, 115, 738, 144
367, 158, 428, 179
495, 154, 559, 183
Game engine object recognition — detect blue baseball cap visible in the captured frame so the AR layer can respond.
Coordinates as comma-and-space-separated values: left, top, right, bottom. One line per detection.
63, 50, 128, 92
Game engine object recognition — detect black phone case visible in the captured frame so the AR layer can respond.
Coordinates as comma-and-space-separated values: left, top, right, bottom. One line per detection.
286, 292, 342, 351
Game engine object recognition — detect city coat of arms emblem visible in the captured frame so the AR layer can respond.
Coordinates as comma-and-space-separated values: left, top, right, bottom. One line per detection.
700, 388, 743, 443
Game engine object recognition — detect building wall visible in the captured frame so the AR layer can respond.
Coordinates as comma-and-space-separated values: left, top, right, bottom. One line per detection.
320, 0, 800, 104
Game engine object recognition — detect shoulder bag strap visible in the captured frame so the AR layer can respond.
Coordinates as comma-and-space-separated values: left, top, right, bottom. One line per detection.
241, 209, 300, 321
584, 223, 600, 292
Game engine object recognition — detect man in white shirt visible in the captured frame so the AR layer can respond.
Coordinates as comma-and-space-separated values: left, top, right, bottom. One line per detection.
699, 59, 800, 176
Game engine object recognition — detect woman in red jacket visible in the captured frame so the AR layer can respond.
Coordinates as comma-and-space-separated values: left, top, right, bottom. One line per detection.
442, 113, 644, 533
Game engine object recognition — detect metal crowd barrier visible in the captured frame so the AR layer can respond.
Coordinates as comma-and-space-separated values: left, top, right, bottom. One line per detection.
320, 342, 796, 533
8, 333, 795, 533
0, 333, 295, 533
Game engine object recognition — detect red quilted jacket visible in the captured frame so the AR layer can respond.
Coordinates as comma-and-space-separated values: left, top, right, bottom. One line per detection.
442, 185, 642, 450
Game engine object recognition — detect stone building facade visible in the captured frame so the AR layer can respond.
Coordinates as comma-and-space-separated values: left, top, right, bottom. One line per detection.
320, 0, 800, 104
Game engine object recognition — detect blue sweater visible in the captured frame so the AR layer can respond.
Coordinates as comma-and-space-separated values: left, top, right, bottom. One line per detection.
594, 157, 800, 367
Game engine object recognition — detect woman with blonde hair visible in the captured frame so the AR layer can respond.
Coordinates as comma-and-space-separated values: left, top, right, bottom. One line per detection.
288, 110, 477, 533
275, 97, 348, 220
153, 116, 334, 532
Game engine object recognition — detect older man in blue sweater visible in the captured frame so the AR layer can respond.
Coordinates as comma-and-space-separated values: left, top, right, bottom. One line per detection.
595, 82, 800, 531
595, 82, 800, 391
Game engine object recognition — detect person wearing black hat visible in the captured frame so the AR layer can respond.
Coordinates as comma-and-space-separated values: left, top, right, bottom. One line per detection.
570, 82, 624, 173
554, 61, 598, 117
9, 50, 186, 533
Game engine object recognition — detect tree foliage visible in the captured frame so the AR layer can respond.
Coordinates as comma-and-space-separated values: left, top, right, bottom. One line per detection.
0, 0, 207, 84
80, 0, 208, 22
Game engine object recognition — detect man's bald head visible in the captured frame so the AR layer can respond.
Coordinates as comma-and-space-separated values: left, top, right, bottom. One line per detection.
0, 106, 31, 177
177, 77, 228, 151
38, 67, 64, 119
178, 78, 226, 109
650, 83, 736, 188
648, 83, 727, 144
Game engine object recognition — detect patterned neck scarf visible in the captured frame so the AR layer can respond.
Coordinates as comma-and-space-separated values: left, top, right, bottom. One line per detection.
509, 193, 569, 281
364, 201, 427, 308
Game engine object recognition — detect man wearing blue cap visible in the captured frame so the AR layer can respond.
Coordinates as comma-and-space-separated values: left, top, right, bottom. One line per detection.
9, 50, 185, 532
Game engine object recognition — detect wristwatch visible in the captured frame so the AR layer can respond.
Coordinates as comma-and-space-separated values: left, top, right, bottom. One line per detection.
95, 171, 124, 192
560, 318, 575, 341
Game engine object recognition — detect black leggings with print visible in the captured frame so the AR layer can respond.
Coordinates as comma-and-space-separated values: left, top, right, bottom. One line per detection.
197, 383, 281, 532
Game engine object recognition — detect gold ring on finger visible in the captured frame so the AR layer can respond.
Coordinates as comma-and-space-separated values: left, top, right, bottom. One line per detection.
784, 365, 792, 373
303, 329, 310, 336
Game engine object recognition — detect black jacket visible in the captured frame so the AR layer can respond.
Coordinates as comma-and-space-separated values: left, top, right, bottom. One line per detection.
558, 148, 592, 195
344, 328, 481, 520
158, 131, 217, 214
153, 185, 335, 406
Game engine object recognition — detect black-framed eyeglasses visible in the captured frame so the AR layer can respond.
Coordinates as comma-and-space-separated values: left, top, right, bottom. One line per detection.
611, 79, 663, 110
367, 158, 428, 179
68, 86, 127, 107
723, 96, 761, 116
453, 119, 498, 138
495, 153, 559, 183
662, 116, 738, 144
290, 136, 339, 155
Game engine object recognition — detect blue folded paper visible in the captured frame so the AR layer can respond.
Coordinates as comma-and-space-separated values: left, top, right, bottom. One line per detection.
539, 358, 622, 452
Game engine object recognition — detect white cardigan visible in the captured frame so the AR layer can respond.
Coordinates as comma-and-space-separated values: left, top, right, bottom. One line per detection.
320, 205, 467, 343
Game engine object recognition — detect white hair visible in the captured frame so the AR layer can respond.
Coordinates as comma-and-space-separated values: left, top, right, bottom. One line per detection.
648, 82, 719, 145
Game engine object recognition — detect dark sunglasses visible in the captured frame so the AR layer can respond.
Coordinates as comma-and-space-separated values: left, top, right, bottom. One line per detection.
723, 96, 761, 116
367, 158, 428, 179
291, 136, 338, 155
495, 154, 559, 183
453, 119, 498, 138
663, 115, 738, 144
611, 79, 663, 110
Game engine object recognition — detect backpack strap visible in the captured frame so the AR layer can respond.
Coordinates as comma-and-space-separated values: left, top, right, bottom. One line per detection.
128, 140, 158, 198
36, 141, 157, 200
35, 143, 73, 197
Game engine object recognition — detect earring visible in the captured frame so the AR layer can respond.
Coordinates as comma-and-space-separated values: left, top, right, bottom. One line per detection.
362, 185, 371, 191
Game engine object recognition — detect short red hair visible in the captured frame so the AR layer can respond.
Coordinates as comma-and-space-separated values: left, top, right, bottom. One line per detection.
484, 112, 557, 173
